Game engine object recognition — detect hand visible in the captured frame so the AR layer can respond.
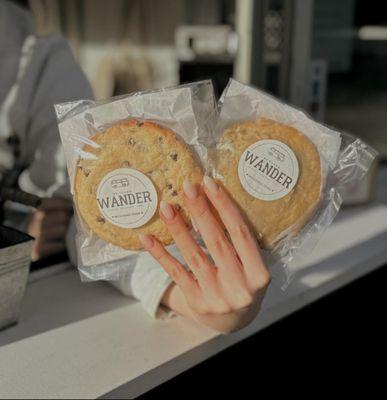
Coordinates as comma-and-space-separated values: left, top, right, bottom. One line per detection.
139, 176, 271, 333
27, 197, 73, 261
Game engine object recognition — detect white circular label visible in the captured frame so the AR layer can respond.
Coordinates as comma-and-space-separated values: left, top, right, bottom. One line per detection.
238, 139, 299, 201
96, 168, 158, 228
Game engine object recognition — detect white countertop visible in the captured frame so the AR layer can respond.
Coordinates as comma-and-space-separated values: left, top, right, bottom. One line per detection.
1, 205, 387, 399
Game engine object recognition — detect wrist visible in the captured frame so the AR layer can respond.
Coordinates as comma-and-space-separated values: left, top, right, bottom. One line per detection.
161, 283, 194, 318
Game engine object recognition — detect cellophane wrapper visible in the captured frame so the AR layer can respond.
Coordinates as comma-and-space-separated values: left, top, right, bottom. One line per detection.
55, 80, 217, 281
211, 79, 377, 287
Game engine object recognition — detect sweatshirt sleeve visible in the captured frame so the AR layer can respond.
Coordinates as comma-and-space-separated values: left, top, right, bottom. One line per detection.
107, 244, 195, 318
12, 35, 93, 198
110, 252, 174, 319
67, 215, 178, 319
110, 245, 192, 318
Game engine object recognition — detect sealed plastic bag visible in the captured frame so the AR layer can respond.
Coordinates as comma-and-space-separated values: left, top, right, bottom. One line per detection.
211, 79, 377, 284
55, 81, 216, 281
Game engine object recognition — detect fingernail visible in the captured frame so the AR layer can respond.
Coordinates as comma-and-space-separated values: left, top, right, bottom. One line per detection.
160, 200, 175, 220
203, 176, 218, 193
139, 234, 153, 248
183, 179, 199, 200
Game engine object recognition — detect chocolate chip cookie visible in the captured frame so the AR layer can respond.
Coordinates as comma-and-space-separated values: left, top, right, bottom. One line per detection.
74, 119, 203, 250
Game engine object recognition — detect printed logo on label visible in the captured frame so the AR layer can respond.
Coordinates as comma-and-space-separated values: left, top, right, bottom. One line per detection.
96, 168, 158, 228
238, 139, 299, 201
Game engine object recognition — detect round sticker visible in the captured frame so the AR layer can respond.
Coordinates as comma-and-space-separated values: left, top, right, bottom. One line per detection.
238, 139, 299, 201
96, 168, 158, 228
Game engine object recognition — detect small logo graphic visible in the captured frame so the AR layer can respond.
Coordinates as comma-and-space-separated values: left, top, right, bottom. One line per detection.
111, 178, 130, 189
268, 147, 285, 162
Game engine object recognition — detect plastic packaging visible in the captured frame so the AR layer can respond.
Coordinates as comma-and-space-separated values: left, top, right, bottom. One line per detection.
55, 80, 217, 281
211, 79, 377, 285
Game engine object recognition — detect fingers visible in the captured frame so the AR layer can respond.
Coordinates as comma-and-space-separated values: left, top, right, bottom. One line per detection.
34, 209, 71, 228
159, 201, 215, 277
29, 221, 68, 261
140, 180, 271, 318
202, 176, 271, 291
31, 240, 67, 262
39, 197, 73, 212
40, 225, 68, 241
139, 234, 200, 300
182, 180, 244, 285
158, 201, 230, 309
37, 242, 67, 260
27, 200, 73, 262
28, 209, 71, 239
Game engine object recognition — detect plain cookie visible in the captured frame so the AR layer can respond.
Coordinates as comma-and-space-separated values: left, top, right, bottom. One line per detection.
215, 118, 322, 248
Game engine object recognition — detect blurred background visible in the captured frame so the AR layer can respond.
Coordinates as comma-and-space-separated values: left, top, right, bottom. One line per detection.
1, 2, 387, 396
25, 0, 387, 158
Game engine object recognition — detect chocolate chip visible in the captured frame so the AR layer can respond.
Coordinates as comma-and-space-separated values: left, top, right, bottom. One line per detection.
171, 190, 178, 197
137, 121, 144, 127
158, 137, 164, 144
128, 137, 136, 145
97, 216, 105, 224
122, 161, 131, 167
82, 168, 90, 177
170, 153, 178, 161
167, 183, 173, 190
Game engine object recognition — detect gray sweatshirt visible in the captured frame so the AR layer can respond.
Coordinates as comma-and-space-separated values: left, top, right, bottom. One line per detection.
0, 0, 93, 197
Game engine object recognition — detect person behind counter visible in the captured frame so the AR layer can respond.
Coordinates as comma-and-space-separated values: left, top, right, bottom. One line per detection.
0, 0, 93, 261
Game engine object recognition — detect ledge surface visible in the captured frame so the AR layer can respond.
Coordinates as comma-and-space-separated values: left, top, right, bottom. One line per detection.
1, 205, 387, 399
